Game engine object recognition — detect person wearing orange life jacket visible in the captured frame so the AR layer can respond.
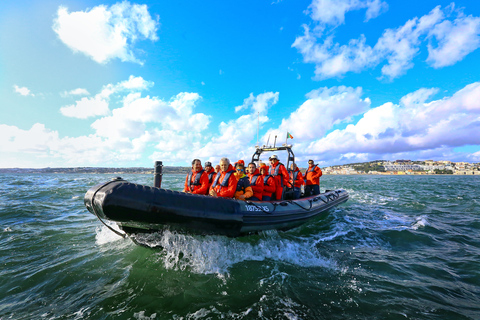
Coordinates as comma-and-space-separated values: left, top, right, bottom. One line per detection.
183, 159, 210, 195
247, 162, 264, 201
233, 163, 253, 200
204, 161, 216, 191
304, 159, 322, 197
288, 163, 304, 199
209, 158, 238, 198
260, 165, 276, 201
268, 154, 290, 200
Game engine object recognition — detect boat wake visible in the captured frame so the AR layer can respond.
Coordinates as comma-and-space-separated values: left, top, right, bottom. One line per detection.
130, 230, 337, 274
95, 222, 126, 245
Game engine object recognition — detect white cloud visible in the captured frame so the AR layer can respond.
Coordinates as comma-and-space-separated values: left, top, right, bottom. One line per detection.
0, 88, 209, 167
91, 91, 208, 141
235, 92, 279, 114
188, 92, 279, 163
264, 86, 370, 142
0, 122, 143, 167
364, 0, 389, 22
13, 85, 34, 97
2, 82, 480, 167
60, 96, 110, 119
60, 75, 153, 119
307, 0, 388, 27
61, 88, 90, 97
53, 2, 158, 64
470, 150, 480, 162
294, 3, 480, 80
304, 82, 480, 162
427, 13, 480, 68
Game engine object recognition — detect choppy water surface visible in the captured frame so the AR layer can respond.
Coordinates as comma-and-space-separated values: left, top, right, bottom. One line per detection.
1, 173, 479, 319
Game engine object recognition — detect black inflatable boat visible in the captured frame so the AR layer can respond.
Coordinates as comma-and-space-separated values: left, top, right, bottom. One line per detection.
84, 145, 349, 238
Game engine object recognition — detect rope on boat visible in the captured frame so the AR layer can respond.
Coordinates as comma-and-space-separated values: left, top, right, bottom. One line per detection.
314, 195, 328, 204
91, 179, 128, 239
247, 190, 343, 213
288, 199, 313, 211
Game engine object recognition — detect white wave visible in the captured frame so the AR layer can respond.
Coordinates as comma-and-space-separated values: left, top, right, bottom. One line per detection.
133, 311, 157, 319
134, 230, 336, 275
347, 188, 396, 205
95, 223, 127, 245
412, 216, 429, 230
311, 230, 349, 246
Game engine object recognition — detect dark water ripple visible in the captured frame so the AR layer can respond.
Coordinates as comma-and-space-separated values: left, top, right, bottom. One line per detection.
1, 173, 479, 319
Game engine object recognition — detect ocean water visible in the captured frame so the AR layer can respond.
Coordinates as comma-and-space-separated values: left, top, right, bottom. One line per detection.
1, 173, 479, 320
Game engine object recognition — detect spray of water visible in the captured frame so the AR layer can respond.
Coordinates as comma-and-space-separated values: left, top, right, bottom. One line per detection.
130, 230, 337, 275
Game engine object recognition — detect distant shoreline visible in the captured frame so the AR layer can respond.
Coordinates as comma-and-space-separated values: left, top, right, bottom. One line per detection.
0, 167, 190, 174
0, 168, 477, 176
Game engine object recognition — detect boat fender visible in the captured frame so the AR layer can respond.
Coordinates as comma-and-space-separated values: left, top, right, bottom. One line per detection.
90, 180, 128, 239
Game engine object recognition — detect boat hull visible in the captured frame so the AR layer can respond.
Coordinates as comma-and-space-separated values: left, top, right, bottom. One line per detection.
84, 178, 349, 237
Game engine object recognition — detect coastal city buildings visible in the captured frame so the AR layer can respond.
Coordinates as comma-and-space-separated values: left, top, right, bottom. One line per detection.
322, 160, 479, 175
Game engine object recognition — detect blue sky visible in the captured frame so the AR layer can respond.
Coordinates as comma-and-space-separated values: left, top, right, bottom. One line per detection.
1, 0, 480, 168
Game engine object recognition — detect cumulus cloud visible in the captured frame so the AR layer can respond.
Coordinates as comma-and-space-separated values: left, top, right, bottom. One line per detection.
2, 82, 480, 167
293, 3, 480, 80
91, 91, 208, 140
0, 123, 143, 167
264, 86, 370, 143
60, 75, 153, 119
1, 80, 210, 167
53, 1, 158, 64
235, 92, 279, 114
179, 92, 280, 164
427, 12, 480, 68
302, 82, 480, 163
13, 85, 34, 97
60, 96, 110, 119
307, 0, 388, 27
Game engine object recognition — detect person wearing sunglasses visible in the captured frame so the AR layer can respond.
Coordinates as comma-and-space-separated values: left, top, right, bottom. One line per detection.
233, 163, 253, 200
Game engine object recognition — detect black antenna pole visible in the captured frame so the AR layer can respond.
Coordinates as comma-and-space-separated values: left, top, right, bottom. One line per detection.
154, 161, 163, 188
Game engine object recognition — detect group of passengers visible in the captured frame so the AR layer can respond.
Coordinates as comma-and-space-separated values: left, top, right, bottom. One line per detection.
183, 155, 323, 201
